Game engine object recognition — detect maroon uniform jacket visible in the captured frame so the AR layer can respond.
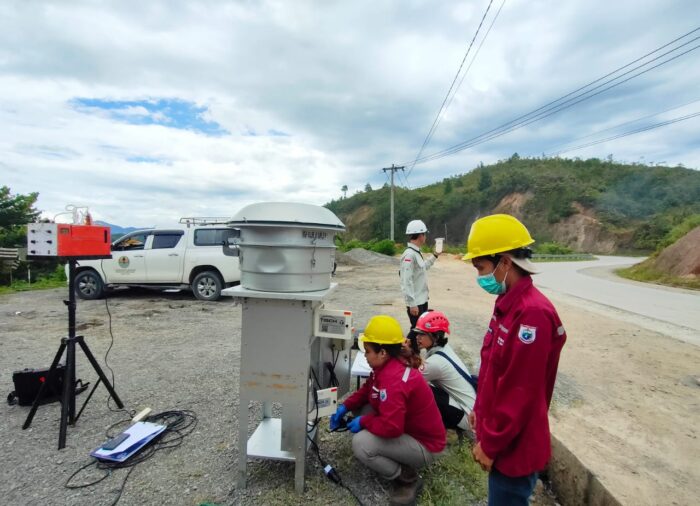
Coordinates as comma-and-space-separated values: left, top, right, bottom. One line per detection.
343, 357, 446, 453
475, 276, 566, 477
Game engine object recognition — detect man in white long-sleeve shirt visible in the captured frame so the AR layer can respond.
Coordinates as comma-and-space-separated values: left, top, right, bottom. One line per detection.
400, 219, 440, 352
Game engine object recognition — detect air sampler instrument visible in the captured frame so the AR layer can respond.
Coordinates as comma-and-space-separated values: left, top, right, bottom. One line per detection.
221, 202, 352, 492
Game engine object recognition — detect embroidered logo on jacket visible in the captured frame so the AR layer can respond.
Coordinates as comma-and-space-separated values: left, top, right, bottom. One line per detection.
379, 389, 388, 402
497, 336, 504, 346
518, 325, 537, 344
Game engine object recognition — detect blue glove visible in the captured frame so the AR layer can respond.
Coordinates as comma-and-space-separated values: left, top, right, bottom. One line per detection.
329, 404, 348, 431
348, 416, 363, 433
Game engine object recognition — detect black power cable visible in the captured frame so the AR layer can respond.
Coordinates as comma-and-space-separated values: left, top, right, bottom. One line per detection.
103, 297, 134, 417
65, 409, 198, 505
305, 372, 363, 505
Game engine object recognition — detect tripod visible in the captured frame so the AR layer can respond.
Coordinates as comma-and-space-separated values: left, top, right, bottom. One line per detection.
23, 259, 124, 449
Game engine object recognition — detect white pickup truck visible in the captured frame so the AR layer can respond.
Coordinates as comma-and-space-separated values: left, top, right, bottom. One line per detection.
70, 223, 240, 301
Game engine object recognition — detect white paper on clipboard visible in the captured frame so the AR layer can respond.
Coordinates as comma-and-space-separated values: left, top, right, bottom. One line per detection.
91, 422, 166, 462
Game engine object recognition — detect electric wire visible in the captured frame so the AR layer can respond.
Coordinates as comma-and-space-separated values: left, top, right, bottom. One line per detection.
306, 377, 363, 505
406, 0, 495, 178
544, 97, 700, 153
403, 27, 700, 167
444, 0, 507, 115
544, 110, 700, 157
406, 0, 506, 183
65, 409, 198, 506
103, 297, 134, 418
409, 38, 700, 165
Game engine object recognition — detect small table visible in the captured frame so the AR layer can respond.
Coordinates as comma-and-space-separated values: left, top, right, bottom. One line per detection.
351, 351, 371, 389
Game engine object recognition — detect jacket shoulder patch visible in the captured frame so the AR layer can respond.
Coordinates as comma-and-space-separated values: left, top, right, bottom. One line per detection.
518, 325, 537, 344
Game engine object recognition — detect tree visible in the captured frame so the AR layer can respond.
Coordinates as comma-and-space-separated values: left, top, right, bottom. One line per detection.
0, 186, 40, 247
443, 179, 453, 194
341, 185, 348, 199
478, 170, 492, 191
364, 183, 372, 192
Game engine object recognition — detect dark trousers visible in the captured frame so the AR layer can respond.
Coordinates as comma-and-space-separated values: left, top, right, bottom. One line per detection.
405, 302, 428, 352
488, 468, 538, 506
430, 385, 465, 429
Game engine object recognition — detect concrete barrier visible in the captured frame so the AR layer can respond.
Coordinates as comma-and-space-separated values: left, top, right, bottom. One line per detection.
546, 435, 622, 506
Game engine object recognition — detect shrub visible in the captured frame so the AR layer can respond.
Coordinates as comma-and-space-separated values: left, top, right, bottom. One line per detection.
534, 242, 574, 255
369, 239, 396, 256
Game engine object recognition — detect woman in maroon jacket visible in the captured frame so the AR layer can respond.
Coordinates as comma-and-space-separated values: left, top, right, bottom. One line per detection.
330, 315, 446, 505
464, 214, 566, 506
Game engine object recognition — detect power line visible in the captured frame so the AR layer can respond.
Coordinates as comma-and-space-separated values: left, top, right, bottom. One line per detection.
406, 0, 495, 179
404, 27, 700, 166
406, 0, 506, 187
544, 97, 700, 153
444, 0, 507, 115
544, 110, 700, 157
409, 35, 700, 165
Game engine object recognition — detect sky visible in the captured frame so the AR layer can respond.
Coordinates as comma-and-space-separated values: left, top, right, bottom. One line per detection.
2, 0, 699, 227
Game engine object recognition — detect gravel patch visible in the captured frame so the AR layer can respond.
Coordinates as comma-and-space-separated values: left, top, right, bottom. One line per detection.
338, 249, 399, 266
0, 265, 559, 505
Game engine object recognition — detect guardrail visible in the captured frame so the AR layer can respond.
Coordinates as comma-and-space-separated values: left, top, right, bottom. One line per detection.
533, 253, 597, 261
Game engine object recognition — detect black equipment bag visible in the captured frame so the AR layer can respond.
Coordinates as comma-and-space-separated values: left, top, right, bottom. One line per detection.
7, 365, 88, 406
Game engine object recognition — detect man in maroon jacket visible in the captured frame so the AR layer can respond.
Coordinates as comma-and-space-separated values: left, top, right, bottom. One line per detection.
330, 315, 445, 505
463, 214, 566, 506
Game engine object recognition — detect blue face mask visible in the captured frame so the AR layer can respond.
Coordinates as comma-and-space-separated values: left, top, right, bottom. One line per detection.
477, 262, 508, 295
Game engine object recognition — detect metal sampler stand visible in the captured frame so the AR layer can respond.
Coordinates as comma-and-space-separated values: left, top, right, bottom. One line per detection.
222, 202, 350, 493
226, 284, 338, 492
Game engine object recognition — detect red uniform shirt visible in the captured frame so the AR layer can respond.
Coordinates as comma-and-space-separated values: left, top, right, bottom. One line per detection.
343, 357, 446, 453
475, 276, 566, 477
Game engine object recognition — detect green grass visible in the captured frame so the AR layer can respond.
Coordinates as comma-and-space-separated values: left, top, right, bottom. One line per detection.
617, 262, 700, 290
0, 266, 67, 294
237, 423, 487, 506
421, 432, 488, 505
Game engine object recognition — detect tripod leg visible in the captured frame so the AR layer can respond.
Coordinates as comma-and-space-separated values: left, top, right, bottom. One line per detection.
58, 338, 76, 449
22, 341, 67, 430
75, 378, 102, 423
77, 337, 124, 409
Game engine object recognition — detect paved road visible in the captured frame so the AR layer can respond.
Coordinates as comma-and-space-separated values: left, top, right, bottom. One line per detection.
534, 256, 700, 346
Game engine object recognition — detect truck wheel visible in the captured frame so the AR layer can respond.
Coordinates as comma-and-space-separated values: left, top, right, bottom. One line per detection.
75, 270, 104, 300
192, 271, 223, 301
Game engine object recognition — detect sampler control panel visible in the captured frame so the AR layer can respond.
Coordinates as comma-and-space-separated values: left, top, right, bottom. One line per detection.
27, 223, 111, 258
314, 308, 353, 340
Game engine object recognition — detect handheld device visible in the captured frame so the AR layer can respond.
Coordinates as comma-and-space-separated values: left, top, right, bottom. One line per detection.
101, 432, 130, 450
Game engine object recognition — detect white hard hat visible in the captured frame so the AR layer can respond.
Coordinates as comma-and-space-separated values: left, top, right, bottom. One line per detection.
406, 220, 428, 235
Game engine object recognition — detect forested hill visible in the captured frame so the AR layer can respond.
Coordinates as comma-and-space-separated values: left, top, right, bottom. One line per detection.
325, 157, 700, 254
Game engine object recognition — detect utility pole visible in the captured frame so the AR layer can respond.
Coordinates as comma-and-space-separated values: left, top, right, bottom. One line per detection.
381, 164, 405, 241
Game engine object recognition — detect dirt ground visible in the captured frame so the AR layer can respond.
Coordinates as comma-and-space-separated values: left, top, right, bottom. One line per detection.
1, 256, 698, 505
425, 257, 700, 506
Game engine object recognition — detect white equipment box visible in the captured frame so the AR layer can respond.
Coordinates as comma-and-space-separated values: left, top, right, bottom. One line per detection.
314, 308, 353, 340
311, 387, 338, 418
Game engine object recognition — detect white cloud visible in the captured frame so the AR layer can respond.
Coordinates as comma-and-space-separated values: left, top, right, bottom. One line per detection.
1, 0, 699, 226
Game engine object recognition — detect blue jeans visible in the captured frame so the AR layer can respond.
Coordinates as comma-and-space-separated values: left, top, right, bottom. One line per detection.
488, 468, 538, 506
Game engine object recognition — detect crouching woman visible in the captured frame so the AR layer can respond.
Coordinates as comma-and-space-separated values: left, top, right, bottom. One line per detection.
413, 310, 477, 432
331, 315, 446, 505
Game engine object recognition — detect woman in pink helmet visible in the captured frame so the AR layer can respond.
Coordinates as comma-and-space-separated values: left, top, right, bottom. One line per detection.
412, 310, 477, 432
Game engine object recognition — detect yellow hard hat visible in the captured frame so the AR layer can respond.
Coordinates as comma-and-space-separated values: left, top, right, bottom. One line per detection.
463, 214, 535, 260
359, 315, 404, 347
